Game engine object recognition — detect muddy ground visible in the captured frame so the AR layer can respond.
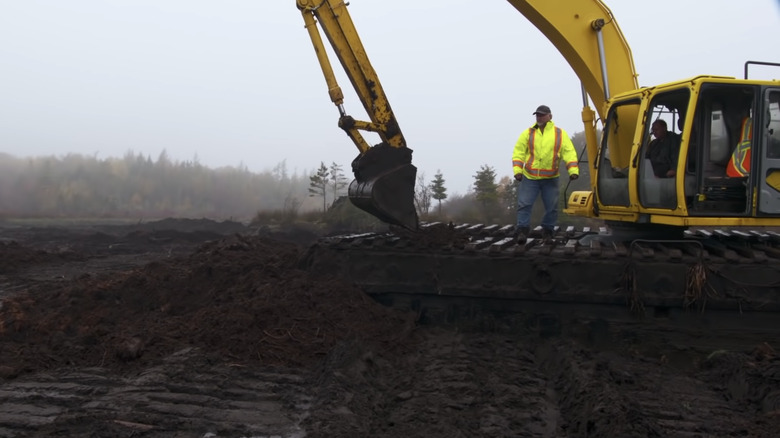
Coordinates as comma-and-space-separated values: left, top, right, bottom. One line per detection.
0, 218, 779, 437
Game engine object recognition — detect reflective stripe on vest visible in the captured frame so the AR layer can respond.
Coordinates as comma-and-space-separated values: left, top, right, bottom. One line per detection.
526, 127, 562, 177
726, 117, 753, 177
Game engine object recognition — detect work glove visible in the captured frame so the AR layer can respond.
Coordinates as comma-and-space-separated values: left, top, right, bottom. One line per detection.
514, 173, 523, 182
569, 174, 579, 181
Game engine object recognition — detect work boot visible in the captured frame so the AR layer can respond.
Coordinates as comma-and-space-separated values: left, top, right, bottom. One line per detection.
542, 228, 554, 243
515, 226, 530, 244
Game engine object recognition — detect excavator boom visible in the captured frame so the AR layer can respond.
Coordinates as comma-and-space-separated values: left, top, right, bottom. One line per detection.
507, 0, 638, 118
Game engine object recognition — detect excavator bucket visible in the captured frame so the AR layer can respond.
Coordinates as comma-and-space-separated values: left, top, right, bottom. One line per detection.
348, 143, 419, 230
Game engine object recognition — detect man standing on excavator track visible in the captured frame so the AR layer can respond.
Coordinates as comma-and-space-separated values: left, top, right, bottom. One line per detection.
512, 105, 579, 244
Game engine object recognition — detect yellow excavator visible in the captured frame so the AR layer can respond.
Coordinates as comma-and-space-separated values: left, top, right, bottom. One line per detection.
297, 0, 780, 325
297, 0, 780, 234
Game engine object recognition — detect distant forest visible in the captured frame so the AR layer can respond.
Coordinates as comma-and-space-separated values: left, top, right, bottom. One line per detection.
0, 130, 591, 226
0, 151, 317, 221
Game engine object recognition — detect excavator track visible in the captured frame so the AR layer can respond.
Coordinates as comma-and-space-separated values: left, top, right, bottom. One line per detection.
302, 223, 780, 331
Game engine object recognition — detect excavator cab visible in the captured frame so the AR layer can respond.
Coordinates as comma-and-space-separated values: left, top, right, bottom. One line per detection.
588, 73, 780, 228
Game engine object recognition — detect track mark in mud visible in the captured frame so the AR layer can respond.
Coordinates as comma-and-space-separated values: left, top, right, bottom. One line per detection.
0, 277, 29, 300
0, 349, 310, 438
305, 326, 780, 438
310, 330, 563, 438
463, 334, 562, 436
542, 337, 775, 437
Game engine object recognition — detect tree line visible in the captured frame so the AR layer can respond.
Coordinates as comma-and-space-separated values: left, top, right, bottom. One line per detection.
0, 151, 311, 220
1, 130, 591, 227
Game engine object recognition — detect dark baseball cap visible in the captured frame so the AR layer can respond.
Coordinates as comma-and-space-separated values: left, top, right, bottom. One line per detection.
533, 105, 551, 115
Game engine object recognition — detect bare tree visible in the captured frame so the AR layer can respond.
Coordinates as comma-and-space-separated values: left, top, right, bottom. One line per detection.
414, 172, 432, 216
497, 175, 519, 223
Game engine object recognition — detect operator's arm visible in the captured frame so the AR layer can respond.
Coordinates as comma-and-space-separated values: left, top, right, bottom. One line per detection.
669, 132, 681, 165
668, 134, 681, 175
560, 129, 580, 178
513, 130, 531, 180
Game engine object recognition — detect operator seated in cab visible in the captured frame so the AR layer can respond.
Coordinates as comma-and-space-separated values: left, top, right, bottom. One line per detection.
645, 119, 680, 178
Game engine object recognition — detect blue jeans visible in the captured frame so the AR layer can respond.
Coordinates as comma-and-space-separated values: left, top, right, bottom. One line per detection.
516, 177, 559, 231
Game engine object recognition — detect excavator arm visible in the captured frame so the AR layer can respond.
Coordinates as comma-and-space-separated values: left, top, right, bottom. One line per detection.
297, 0, 418, 230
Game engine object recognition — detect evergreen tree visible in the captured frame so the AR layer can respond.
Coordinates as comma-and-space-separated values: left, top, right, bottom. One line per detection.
473, 164, 500, 222
328, 162, 349, 204
273, 160, 289, 182
308, 162, 330, 211
472, 164, 498, 206
430, 170, 447, 215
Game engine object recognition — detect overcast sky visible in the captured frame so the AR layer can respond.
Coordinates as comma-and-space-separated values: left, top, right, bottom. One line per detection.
1, 1, 778, 195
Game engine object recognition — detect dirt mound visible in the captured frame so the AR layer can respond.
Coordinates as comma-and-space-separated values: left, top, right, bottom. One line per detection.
2, 219, 780, 437
0, 232, 416, 377
390, 222, 471, 249
0, 240, 86, 273
132, 217, 248, 234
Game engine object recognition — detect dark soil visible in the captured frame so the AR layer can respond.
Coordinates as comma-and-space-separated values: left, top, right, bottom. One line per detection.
0, 218, 778, 437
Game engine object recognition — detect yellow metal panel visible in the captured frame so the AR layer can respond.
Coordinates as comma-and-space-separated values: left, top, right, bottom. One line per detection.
506, 0, 638, 120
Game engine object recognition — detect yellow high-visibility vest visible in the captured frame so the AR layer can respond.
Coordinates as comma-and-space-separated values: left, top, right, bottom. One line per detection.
726, 117, 753, 177
512, 121, 579, 180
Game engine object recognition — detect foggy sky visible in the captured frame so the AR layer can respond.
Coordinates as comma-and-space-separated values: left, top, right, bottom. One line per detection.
1, 0, 778, 195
